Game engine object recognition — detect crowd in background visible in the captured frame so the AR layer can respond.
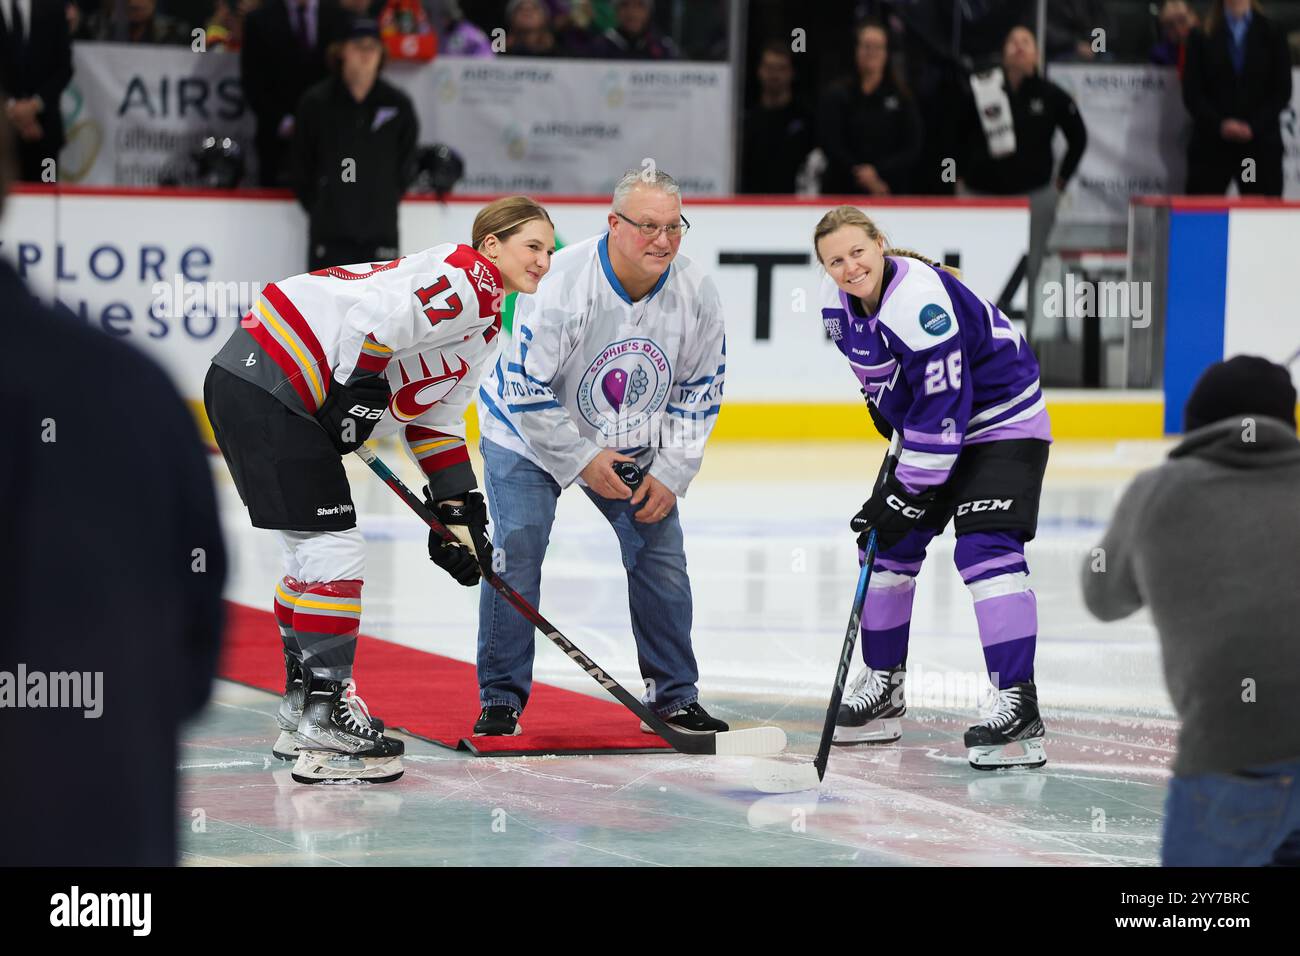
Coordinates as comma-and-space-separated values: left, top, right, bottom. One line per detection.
742, 0, 1294, 203
2, 0, 1297, 201
53, 0, 719, 58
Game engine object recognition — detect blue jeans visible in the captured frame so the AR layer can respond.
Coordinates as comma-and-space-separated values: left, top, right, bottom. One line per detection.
476, 438, 700, 716
1162, 758, 1300, 866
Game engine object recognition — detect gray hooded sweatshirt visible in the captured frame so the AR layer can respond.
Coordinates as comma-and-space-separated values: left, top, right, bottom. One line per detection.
1081, 415, 1300, 777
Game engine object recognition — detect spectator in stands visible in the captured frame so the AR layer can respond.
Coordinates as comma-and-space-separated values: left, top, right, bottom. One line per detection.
958, 25, 1086, 328
1151, 0, 1199, 74
589, 0, 677, 60
206, 0, 259, 51
242, 0, 348, 187
106, 0, 190, 43
502, 0, 557, 56
433, 0, 492, 57
1, 0, 74, 182
553, 0, 599, 57
1044, 0, 1110, 62
1182, 0, 1292, 198
817, 18, 922, 196
956, 0, 1035, 66
1082, 355, 1300, 866
0, 116, 228, 867
291, 16, 417, 270
740, 39, 812, 194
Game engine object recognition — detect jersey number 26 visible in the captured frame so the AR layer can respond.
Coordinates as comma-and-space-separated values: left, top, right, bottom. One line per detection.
924, 351, 962, 396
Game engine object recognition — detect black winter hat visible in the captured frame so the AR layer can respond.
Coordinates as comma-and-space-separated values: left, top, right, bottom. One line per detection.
1184, 355, 1297, 432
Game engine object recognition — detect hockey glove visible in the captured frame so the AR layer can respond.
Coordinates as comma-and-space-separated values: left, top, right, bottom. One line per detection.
315, 376, 391, 455
851, 472, 935, 551
862, 391, 895, 440
426, 490, 492, 586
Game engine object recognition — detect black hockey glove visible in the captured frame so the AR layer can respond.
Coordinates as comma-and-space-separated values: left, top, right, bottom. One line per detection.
426, 490, 492, 586
862, 391, 895, 440
315, 376, 390, 455
851, 472, 935, 551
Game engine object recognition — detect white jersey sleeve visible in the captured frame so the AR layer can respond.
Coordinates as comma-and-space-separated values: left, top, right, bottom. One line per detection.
649, 274, 726, 498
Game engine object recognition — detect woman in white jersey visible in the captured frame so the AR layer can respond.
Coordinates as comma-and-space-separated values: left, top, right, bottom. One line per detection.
204, 196, 555, 783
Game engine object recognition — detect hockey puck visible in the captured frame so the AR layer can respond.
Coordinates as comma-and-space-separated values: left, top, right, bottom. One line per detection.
614, 461, 643, 490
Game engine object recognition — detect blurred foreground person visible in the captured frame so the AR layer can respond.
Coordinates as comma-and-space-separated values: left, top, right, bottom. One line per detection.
1082, 356, 1300, 866
0, 118, 227, 865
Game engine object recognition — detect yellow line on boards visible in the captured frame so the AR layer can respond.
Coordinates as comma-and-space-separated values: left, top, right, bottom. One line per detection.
192, 398, 1293, 446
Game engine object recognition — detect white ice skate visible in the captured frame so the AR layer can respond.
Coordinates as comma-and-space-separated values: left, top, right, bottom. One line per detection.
275, 669, 385, 761
833, 666, 905, 744
291, 678, 404, 784
965, 681, 1047, 770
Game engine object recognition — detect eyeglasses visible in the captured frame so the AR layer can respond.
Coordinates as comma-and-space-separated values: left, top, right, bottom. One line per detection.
616, 211, 691, 240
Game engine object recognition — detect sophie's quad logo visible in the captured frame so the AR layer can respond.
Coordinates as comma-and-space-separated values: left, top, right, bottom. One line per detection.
577, 338, 672, 438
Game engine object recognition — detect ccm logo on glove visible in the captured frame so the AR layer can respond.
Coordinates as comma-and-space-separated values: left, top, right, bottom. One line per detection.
886, 494, 928, 520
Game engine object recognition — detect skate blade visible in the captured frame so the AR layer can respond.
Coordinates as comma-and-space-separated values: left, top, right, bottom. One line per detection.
832, 718, 901, 745
272, 730, 299, 761
968, 737, 1047, 770
290, 751, 404, 784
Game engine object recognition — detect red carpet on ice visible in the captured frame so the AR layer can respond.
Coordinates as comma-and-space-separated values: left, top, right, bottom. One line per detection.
218, 602, 672, 756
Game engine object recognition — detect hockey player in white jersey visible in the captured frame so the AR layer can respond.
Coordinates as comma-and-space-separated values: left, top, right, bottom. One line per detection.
475, 169, 727, 738
204, 196, 555, 782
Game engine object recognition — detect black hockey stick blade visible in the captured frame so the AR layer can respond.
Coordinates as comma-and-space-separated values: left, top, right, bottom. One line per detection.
354, 445, 786, 757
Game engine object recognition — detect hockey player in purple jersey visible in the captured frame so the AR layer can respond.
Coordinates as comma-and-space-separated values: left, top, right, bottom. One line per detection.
813, 205, 1050, 769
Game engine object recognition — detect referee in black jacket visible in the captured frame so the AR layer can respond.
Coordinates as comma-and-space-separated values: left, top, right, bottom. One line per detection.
292, 17, 419, 272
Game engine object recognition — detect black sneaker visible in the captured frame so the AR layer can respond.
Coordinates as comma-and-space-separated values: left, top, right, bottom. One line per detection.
641, 702, 729, 735
473, 705, 522, 736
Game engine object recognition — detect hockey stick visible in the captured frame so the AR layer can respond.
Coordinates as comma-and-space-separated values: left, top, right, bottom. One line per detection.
354, 445, 786, 757
751, 443, 896, 792
751, 531, 878, 793
814, 529, 878, 779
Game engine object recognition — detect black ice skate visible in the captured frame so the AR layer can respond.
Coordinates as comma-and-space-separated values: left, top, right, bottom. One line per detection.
833, 666, 905, 744
964, 681, 1047, 770
291, 677, 404, 784
274, 657, 384, 760
640, 701, 729, 735
473, 705, 522, 737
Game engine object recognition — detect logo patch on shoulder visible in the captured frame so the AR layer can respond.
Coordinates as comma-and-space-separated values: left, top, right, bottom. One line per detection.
822, 311, 844, 341
919, 303, 952, 336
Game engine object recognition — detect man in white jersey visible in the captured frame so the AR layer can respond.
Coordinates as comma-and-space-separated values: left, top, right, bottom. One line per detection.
475, 170, 727, 737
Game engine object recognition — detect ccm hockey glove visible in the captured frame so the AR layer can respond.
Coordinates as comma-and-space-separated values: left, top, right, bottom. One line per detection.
426, 490, 493, 586
315, 376, 390, 455
851, 472, 935, 551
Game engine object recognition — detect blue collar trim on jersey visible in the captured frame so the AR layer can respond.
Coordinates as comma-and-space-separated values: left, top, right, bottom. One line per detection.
598, 233, 671, 305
